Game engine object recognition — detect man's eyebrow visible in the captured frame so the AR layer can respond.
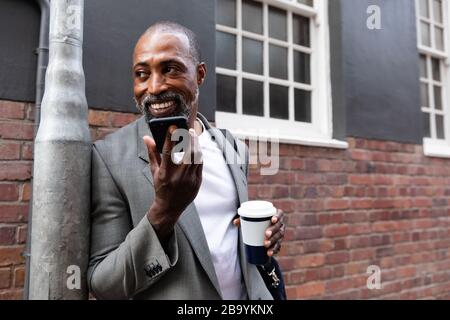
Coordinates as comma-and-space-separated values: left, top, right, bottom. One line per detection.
133, 61, 148, 69
133, 58, 187, 70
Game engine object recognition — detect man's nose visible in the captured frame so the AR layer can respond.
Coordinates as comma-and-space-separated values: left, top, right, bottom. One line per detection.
147, 73, 168, 95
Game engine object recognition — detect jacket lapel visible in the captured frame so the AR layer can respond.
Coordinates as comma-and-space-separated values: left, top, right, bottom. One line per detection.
136, 115, 222, 297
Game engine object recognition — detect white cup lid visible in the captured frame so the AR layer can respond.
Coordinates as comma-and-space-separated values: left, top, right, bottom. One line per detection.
238, 201, 276, 218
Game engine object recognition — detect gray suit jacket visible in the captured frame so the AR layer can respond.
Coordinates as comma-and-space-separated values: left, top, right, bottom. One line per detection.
87, 113, 273, 300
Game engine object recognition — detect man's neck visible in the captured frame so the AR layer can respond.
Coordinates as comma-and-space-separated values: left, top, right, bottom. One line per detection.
194, 118, 204, 136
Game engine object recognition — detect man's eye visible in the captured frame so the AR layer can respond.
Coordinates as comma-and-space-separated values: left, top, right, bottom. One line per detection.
166, 66, 178, 73
135, 71, 148, 79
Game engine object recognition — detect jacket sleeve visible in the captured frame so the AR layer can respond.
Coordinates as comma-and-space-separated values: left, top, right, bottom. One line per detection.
87, 144, 178, 299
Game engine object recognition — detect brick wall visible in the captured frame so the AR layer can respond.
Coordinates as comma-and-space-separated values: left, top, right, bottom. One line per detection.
249, 140, 450, 299
1, 99, 449, 299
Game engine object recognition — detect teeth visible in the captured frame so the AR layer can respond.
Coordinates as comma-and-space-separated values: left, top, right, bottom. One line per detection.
150, 100, 174, 110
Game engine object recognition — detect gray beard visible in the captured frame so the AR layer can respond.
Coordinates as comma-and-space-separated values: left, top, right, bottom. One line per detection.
135, 93, 191, 123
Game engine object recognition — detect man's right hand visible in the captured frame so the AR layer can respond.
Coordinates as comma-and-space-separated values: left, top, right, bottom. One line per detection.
143, 125, 203, 242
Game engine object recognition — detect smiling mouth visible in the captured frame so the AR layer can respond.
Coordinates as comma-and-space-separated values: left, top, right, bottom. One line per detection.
149, 100, 176, 110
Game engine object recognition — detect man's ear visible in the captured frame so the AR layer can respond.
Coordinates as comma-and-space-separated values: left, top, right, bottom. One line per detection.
197, 62, 207, 86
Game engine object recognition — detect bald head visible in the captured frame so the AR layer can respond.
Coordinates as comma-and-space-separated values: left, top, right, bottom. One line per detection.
136, 21, 201, 65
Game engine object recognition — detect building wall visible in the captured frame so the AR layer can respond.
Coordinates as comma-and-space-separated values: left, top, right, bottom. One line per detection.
1, 101, 449, 299
330, 0, 423, 143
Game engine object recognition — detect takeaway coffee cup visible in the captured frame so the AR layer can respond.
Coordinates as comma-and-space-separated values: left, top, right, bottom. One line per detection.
238, 200, 276, 265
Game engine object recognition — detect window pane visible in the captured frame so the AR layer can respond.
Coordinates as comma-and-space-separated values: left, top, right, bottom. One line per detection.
242, 0, 263, 34
242, 38, 263, 75
421, 82, 429, 107
294, 51, 310, 84
243, 79, 264, 116
217, 0, 236, 27
423, 112, 431, 137
297, 0, 313, 6
434, 86, 442, 110
270, 84, 289, 120
419, 0, 429, 18
216, 31, 236, 69
269, 6, 287, 41
433, 0, 443, 23
295, 89, 311, 122
293, 14, 310, 47
431, 58, 441, 81
269, 45, 288, 79
435, 27, 444, 51
420, 54, 427, 78
421, 22, 431, 47
216, 75, 236, 113
436, 114, 445, 139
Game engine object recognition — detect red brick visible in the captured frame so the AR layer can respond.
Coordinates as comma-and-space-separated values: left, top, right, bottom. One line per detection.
349, 174, 372, 185
350, 248, 374, 261
21, 182, 31, 201
323, 224, 350, 237
285, 286, 297, 299
17, 225, 27, 244
296, 282, 325, 298
21, 142, 33, 160
396, 266, 416, 279
0, 183, 19, 201
295, 227, 322, 240
325, 251, 350, 265
272, 186, 289, 198
333, 238, 349, 250
350, 223, 371, 235
0, 268, 11, 289
0, 247, 25, 266
290, 159, 304, 170
373, 175, 393, 185
345, 262, 368, 275
88, 110, 111, 127
350, 150, 371, 161
0, 289, 23, 299
0, 101, 25, 119
295, 254, 325, 268
372, 221, 397, 232
0, 204, 29, 223
0, 122, 34, 140
13, 266, 25, 288
296, 173, 322, 185
272, 200, 295, 213
373, 199, 395, 209
94, 128, 116, 140
324, 199, 349, 210
0, 227, 16, 245
0, 143, 20, 160
0, 163, 31, 181
111, 112, 138, 127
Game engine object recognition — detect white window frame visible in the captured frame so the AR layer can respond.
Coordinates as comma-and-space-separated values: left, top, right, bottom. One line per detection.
215, 0, 347, 149
416, 0, 450, 158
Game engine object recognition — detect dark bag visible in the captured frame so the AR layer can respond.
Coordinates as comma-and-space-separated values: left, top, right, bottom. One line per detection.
257, 258, 287, 300
219, 128, 287, 300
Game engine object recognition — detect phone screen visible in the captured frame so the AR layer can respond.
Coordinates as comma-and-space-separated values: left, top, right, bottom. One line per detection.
147, 116, 189, 154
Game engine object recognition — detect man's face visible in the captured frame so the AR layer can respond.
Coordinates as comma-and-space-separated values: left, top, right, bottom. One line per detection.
133, 30, 206, 126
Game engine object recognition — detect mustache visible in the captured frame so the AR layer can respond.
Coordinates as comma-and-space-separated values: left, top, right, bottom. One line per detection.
141, 92, 184, 108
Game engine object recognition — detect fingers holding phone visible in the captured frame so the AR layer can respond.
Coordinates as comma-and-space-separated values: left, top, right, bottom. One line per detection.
143, 121, 203, 241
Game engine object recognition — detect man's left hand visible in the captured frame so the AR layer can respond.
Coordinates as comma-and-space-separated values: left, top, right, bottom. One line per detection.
233, 208, 285, 257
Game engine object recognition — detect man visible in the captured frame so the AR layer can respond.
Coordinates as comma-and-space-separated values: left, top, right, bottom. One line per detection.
88, 21, 285, 300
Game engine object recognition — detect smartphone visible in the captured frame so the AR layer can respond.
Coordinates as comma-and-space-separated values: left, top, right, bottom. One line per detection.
148, 116, 189, 154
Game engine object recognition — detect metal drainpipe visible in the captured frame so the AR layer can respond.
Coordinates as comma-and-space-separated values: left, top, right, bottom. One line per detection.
23, 0, 50, 300
28, 0, 91, 299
